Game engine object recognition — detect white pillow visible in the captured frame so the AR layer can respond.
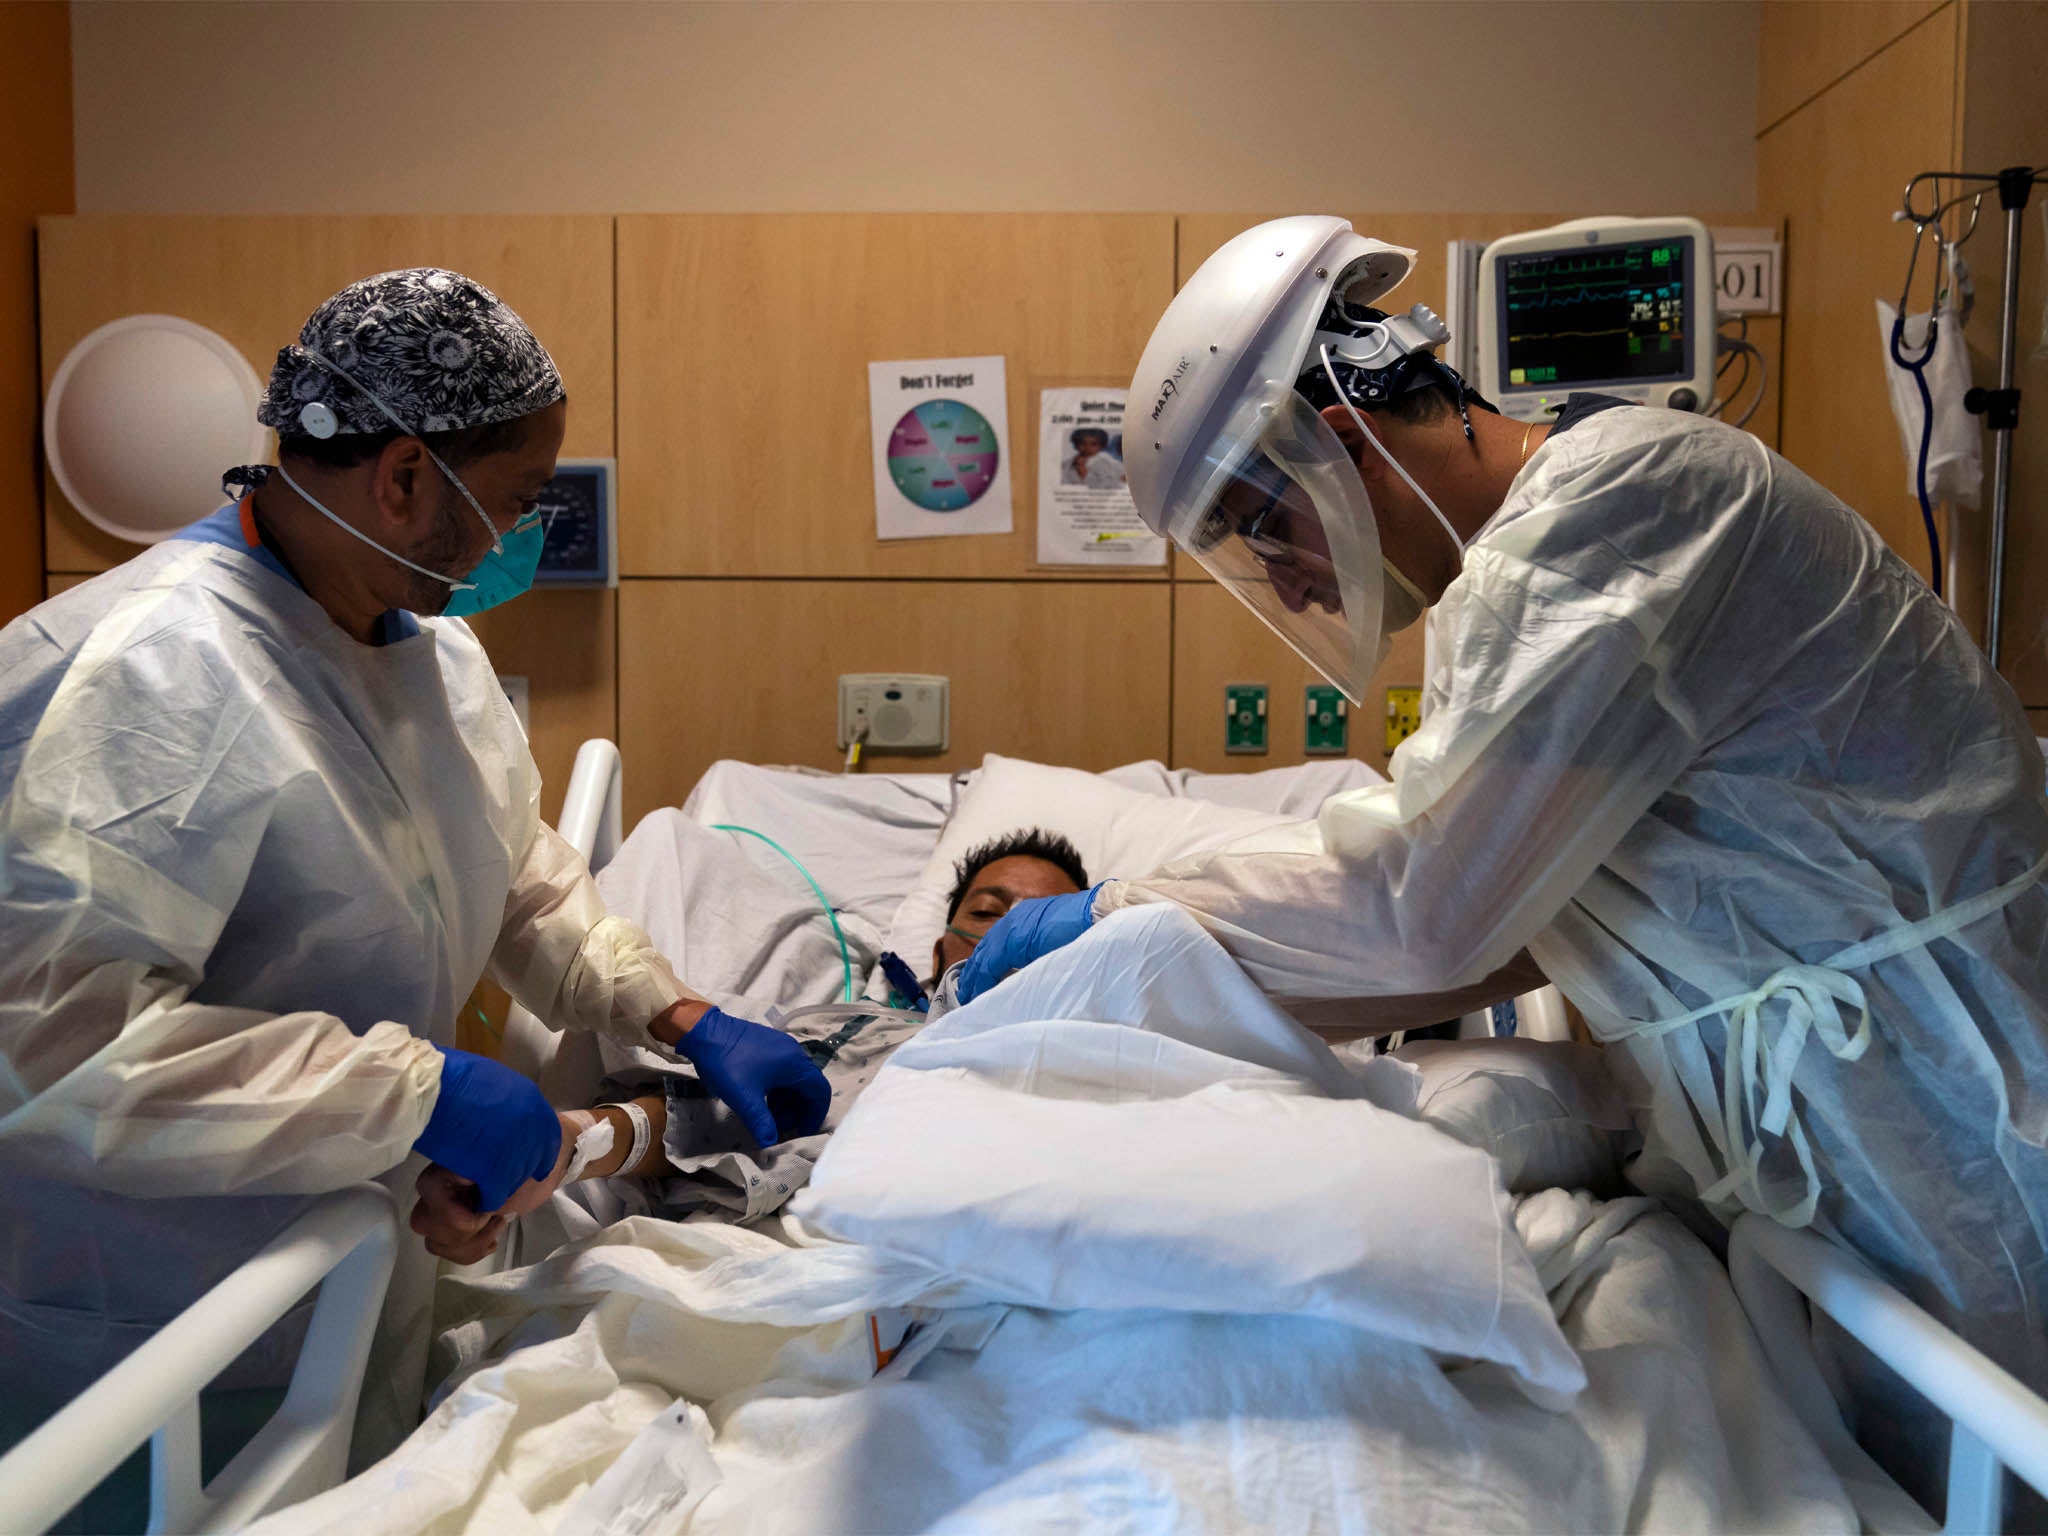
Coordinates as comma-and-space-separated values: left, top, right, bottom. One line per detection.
1102, 758, 1386, 816
1392, 1037, 1635, 1194
680, 760, 961, 940
879, 754, 1300, 981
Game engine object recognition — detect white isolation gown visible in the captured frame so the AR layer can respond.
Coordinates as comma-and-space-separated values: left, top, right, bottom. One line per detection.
1104, 405, 2048, 1485
0, 530, 693, 1462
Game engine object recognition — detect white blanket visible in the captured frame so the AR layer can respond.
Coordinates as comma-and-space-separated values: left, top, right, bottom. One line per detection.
250, 1197, 1853, 1535
254, 912, 1855, 1535
796, 906, 1581, 1405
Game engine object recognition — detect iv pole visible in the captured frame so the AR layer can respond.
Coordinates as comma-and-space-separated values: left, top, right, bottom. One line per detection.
1902, 164, 2046, 669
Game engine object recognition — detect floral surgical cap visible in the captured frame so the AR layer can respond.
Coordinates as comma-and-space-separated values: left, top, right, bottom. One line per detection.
258, 267, 565, 439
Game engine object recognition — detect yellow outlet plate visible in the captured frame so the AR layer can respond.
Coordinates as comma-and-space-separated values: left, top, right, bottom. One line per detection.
1384, 686, 1422, 753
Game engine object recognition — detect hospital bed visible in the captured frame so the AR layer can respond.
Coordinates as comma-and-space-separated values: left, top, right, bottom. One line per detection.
3, 740, 2046, 1534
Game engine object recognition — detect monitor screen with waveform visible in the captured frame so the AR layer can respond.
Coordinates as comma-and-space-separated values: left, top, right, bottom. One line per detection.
1497, 236, 1694, 391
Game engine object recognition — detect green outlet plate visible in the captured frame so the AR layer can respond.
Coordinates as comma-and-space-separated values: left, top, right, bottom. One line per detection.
1305, 685, 1348, 755
1384, 685, 1423, 754
1225, 683, 1268, 754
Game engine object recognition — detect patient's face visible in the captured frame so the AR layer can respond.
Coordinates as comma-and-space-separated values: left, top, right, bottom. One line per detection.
931, 854, 1085, 980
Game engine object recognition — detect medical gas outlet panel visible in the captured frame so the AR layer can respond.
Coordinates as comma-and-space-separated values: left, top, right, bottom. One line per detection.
1476, 217, 1717, 423
838, 674, 949, 753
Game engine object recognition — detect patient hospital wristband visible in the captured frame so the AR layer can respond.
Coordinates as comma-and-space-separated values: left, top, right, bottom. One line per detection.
600, 1099, 654, 1177
562, 1110, 615, 1183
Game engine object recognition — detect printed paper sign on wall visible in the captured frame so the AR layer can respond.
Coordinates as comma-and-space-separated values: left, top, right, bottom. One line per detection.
868, 356, 1013, 540
1036, 386, 1164, 566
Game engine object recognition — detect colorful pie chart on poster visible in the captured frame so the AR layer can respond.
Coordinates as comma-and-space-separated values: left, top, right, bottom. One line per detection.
886, 398, 1001, 512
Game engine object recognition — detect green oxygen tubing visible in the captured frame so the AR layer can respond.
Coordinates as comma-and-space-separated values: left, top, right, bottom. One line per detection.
711, 824, 857, 1003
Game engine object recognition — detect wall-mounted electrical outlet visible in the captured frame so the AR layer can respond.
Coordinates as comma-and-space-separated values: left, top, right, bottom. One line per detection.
1225, 683, 1268, 754
1384, 685, 1422, 754
838, 674, 949, 752
1305, 685, 1347, 755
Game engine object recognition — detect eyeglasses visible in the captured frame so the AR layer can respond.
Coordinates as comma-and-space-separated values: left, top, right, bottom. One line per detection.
1194, 456, 1303, 565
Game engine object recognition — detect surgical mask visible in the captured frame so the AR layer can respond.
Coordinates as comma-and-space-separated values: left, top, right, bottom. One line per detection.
1380, 556, 1428, 637
444, 514, 548, 617
274, 461, 548, 617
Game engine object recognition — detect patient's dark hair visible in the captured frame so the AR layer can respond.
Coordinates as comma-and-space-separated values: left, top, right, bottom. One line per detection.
944, 829, 1089, 920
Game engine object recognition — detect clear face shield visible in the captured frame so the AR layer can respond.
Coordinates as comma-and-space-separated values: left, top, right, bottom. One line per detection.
1175, 385, 1387, 705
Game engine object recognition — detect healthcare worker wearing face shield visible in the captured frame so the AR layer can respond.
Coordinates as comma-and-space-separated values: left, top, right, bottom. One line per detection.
960, 216, 2048, 1495
0, 268, 828, 1490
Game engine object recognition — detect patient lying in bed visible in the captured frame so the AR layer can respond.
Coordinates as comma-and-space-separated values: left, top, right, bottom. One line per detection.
411, 828, 1093, 1261
920, 827, 1089, 991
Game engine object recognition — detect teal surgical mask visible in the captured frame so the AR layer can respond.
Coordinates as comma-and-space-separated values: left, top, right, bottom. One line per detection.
444, 509, 549, 617
274, 462, 548, 617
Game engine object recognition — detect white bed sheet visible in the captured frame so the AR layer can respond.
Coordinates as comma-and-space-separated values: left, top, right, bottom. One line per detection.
596, 811, 871, 1009
257, 907, 1856, 1536
680, 761, 960, 945
251, 1196, 1853, 1535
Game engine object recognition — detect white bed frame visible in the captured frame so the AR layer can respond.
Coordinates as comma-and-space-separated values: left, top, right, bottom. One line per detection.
3, 736, 2043, 1535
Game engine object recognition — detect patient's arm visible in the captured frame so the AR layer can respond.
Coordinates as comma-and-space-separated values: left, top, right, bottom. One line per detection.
577, 1094, 675, 1180
1281, 949, 1550, 1042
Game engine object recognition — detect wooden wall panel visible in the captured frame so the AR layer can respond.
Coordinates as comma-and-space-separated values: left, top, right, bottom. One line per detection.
1757, 0, 1948, 132
1, 2, 70, 629
619, 579, 1171, 823
1759, 10, 1961, 591
616, 214, 1174, 580
37, 215, 617, 573
1172, 583, 1427, 777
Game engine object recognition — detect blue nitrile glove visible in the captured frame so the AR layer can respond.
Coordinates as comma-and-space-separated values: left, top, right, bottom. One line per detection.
954, 882, 1112, 1005
413, 1047, 562, 1212
674, 1006, 832, 1146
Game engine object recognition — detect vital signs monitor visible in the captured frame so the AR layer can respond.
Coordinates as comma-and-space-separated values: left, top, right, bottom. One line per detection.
1475, 217, 1716, 422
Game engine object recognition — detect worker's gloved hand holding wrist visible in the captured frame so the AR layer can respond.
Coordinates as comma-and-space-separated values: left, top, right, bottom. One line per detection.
955, 881, 1114, 1005
412, 1047, 562, 1212
672, 1006, 831, 1147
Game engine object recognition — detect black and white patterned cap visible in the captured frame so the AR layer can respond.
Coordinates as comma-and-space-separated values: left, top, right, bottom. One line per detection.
258, 267, 565, 439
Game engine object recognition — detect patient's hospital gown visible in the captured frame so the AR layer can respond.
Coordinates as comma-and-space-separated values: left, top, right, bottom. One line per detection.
0, 534, 693, 1462
1106, 403, 2048, 1478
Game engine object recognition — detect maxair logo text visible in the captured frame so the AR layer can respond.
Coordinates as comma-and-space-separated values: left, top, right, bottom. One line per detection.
1151, 357, 1191, 421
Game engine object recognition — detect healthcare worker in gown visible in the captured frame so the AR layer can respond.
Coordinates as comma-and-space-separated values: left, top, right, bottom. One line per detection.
959, 217, 2048, 1492
0, 269, 829, 1476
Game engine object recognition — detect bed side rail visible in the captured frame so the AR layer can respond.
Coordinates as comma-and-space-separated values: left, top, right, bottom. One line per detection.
501, 737, 625, 1089
0, 1183, 398, 1536
1730, 1211, 2048, 1535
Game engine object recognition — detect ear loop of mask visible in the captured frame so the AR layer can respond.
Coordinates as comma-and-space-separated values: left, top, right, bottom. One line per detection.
1319, 341, 1466, 561
271, 462, 478, 592
300, 347, 507, 556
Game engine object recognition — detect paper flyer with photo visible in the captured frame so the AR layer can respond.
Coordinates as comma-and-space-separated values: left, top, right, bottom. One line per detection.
868, 356, 1013, 540
1035, 387, 1163, 566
